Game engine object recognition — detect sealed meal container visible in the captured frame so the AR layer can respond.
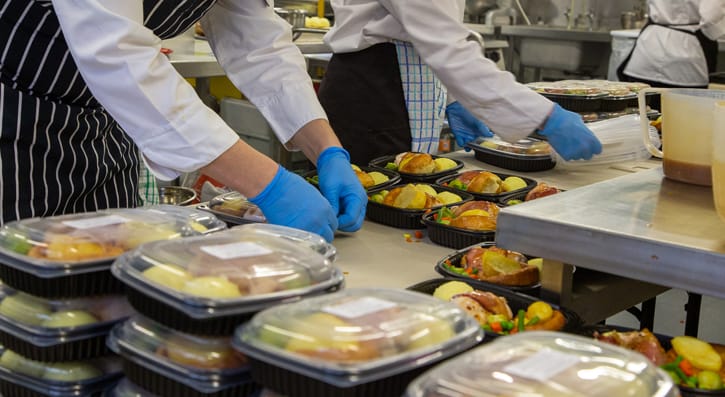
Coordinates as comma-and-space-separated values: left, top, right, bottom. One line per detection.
103, 378, 159, 397
366, 183, 473, 229
467, 136, 556, 172
107, 316, 259, 397
0, 205, 226, 298
233, 288, 483, 397
368, 153, 463, 183
303, 165, 401, 192
111, 226, 344, 335
420, 201, 501, 249
435, 242, 541, 296
404, 331, 681, 397
435, 170, 537, 204
196, 191, 266, 226
579, 325, 725, 397
407, 278, 582, 341
0, 346, 122, 397
0, 283, 134, 361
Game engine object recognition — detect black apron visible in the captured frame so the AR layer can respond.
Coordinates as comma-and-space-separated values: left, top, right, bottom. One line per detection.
617, 18, 718, 88
317, 43, 411, 165
0, 0, 215, 224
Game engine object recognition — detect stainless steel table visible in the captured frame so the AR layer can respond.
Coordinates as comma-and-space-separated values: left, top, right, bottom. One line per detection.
496, 167, 725, 331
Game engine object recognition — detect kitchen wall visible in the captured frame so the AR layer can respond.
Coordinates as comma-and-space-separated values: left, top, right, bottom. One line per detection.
515, 0, 644, 30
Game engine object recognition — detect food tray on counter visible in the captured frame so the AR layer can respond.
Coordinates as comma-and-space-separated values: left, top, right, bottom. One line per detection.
0, 285, 133, 362
233, 288, 483, 397
196, 191, 266, 227
407, 278, 582, 341
0, 206, 226, 298
421, 208, 497, 250
111, 225, 344, 335
366, 184, 473, 230
435, 170, 537, 204
302, 165, 401, 192
435, 242, 541, 296
368, 154, 463, 183
467, 137, 556, 172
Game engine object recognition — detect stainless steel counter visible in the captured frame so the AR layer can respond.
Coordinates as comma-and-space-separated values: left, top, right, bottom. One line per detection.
500, 25, 612, 43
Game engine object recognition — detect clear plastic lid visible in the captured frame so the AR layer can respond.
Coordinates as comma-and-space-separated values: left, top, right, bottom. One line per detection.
0, 205, 226, 276
233, 288, 483, 388
232, 223, 336, 262
0, 346, 121, 395
105, 378, 160, 397
207, 191, 266, 223
111, 227, 343, 319
475, 135, 554, 158
0, 283, 133, 346
527, 80, 650, 98
405, 331, 680, 397
107, 316, 250, 393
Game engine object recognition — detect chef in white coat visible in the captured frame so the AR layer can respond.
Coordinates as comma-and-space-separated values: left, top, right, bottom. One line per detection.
619, 0, 725, 88
317, 0, 602, 165
0, 0, 367, 242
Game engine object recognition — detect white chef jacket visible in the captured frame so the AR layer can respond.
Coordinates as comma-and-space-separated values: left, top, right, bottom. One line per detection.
623, 0, 725, 86
52, 0, 325, 180
323, 0, 553, 141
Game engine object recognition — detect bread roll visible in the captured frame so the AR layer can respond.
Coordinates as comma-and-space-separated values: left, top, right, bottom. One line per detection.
397, 152, 436, 174
467, 171, 502, 193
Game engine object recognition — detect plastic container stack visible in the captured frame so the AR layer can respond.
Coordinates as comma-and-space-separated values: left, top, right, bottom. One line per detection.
107, 223, 344, 396
0, 205, 226, 396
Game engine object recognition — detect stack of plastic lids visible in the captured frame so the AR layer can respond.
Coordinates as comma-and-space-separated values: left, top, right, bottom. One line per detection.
0, 205, 226, 396
108, 223, 343, 397
555, 114, 660, 168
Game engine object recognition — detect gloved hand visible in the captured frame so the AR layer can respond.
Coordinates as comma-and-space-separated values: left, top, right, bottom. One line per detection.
445, 101, 494, 149
538, 104, 603, 161
250, 165, 338, 242
316, 147, 367, 232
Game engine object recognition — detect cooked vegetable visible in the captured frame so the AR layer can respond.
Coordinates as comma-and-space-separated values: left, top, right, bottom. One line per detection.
671, 336, 723, 372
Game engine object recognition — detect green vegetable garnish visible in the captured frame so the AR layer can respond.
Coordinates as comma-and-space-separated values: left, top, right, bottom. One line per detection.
449, 179, 467, 191
384, 162, 398, 171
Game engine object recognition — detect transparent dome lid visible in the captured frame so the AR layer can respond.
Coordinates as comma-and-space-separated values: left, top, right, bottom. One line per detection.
232, 223, 336, 262
0, 282, 133, 345
105, 378, 160, 397
475, 135, 553, 158
233, 288, 482, 387
207, 191, 266, 223
405, 331, 680, 397
111, 226, 343, 318
0, 205, 226, 275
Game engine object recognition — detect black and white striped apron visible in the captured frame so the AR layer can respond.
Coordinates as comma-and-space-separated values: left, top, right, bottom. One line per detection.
0, 0, 215, 224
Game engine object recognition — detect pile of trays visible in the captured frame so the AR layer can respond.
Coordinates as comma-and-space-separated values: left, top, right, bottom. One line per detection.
0, 205, 226, 396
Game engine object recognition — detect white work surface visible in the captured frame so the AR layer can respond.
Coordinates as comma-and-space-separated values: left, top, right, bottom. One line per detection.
333, 151, 661, 292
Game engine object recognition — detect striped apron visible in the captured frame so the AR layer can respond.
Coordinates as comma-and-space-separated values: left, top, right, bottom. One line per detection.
0, 0, 215, 224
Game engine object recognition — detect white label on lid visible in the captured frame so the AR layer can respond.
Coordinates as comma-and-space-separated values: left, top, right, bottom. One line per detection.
200, 241, 273, 260
322, 296, 398, 319
62, 215, 130, 229
503, 348, 580, 382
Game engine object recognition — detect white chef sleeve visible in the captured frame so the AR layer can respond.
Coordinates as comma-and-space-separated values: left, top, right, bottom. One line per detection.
700, 0, 725, 41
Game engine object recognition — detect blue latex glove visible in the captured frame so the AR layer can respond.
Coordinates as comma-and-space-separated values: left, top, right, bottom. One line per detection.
317, 147, 367, 232
445, 101, 494, 149
250, 165, 338, 242
538, 104, 603, 161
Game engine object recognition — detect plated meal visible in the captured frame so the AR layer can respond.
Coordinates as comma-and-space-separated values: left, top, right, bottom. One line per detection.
369, 152, 463, 183
439, 245, 540, 288
306, 164, 398, 191
505, 182, 562, 205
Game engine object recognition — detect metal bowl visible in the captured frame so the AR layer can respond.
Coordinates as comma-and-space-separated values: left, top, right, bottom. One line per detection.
158, 186, 197, 206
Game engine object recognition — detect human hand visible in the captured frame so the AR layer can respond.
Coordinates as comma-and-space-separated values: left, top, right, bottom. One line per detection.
249, 165, 338, 242
445, 101, 493, 149
538, 104, 602, 161
317, 147, 367, 232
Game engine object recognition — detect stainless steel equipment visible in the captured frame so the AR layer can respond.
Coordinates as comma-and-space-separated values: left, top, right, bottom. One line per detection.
274, 0, 332, 17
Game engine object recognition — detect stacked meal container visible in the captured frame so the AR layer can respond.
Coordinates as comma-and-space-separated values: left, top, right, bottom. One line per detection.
0, 205, 226, 396
105, 223, 344, 396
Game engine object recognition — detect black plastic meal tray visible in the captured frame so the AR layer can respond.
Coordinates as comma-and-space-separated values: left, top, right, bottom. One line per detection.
0, 329, 112, 363
421, 211, 496, 250
368, 154, 464, 184
0, 262, 123, 299
124, 280, 344, 336
539, 92, 607, 112
600, 95, 635, 112
123, 357, 260, 397
466, 143, 556, 172
435, 171, 537, 204
302, 166, 401, 192
407, 278, 582, 342
0, 380, 103, 397
434, 242, 541, 296
248, 355, 438, 397
195, 204, 262, 228
365, 185, 473, 230
578, 325, 725, 397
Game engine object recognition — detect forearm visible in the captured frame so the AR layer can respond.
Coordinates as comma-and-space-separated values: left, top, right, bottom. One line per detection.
288, 119, 343, 165
200, 140, 278, 198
